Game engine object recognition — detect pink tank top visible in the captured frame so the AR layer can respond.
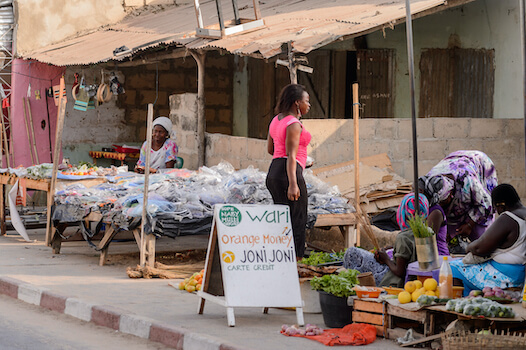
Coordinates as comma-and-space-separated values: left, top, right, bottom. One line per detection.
269, 115, 312, 169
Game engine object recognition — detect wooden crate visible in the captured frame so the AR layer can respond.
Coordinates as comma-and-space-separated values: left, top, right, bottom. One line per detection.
352, 299, 388, 337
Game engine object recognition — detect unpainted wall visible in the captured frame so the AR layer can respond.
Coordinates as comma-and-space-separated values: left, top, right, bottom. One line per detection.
15, 0, 126, 55
202, 118, 526, 198
323, 0, 522, 119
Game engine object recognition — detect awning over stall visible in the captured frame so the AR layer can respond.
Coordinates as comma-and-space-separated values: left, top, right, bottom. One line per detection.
21, 0, 473, 66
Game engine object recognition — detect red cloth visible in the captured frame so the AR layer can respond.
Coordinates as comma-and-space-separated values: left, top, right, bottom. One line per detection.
281, 323, 377, 346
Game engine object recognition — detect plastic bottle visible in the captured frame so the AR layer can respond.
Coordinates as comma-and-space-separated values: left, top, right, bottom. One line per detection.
438, 256, 453, 299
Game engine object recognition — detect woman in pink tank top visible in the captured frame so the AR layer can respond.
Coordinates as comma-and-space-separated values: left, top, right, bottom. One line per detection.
265, 84, 311, 258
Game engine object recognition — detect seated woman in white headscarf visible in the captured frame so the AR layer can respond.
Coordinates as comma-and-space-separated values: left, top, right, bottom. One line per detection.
134, 116, 178, 173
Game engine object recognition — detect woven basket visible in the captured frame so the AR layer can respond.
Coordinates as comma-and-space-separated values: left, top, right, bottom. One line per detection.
442, 330, 526, 350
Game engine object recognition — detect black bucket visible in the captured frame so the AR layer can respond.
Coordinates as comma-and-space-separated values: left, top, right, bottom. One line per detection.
318, 291, 352, 328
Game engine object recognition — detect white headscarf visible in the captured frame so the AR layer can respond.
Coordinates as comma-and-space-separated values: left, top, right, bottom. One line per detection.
153, 116, 175, 139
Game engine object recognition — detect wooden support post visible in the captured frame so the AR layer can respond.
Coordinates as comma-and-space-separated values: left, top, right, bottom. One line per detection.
22, 97, 35, 165
6, 106, 13, 167
147, 234, 156, 268
140, 104, 154, 268
252, 0, 261, 19
353, 83, 361, 247
1, 111, 10, 168
46, 76, 67, 247
288, 42, 297, 84
0, 182, 4, 235
25, 98, 40, 164
190, 50, 206, 167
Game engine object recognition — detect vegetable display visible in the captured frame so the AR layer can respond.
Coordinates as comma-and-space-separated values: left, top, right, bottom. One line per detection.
445, 297, 515, 318
298, 251, 344, 266
310, 269, 359, 298
408, 214, 434, 238
178, 270, 204, 293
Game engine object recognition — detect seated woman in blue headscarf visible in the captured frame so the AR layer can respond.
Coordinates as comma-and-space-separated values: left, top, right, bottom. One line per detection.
450, 184, 526, 296
343, 193, 430, 287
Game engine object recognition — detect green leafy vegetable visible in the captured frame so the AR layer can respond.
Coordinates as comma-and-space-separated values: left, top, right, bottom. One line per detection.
299, 251, 344, 266
408, 214, 434, 238
310, 269, 359, 297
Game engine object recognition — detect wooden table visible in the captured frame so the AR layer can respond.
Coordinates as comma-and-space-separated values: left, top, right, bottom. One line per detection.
0, 173, 106, 245
313, 212, 356, 248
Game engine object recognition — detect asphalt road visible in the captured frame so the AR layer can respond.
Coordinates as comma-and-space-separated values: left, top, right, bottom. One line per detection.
0, 294, 171, 350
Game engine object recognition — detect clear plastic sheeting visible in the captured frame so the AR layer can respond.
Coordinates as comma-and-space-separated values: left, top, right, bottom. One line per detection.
51, 161, 355, 237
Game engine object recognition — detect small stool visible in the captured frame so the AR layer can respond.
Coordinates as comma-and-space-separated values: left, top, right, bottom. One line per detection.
405, 256, 458, 283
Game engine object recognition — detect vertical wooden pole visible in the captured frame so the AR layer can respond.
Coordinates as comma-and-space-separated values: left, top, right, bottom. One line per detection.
190, 50, 206, 167
1, 111, 10, 168
22, 97, 35, 165
140, 104, 154, 267
252, 0, 262, 19
26, 98, 40, 164
46, 76, 66, 246
288, 42, 297, 84
353, 83, 361, 247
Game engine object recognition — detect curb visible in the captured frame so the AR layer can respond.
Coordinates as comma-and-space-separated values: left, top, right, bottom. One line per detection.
0, 276, 247, 350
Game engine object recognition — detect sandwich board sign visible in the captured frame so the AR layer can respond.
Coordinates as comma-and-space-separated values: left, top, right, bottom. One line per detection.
197, 204, 304, 327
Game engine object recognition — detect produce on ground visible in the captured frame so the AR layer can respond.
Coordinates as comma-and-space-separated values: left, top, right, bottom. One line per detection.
445, 297, 515, 318
281, 324, 324, 336
310, 269, 359, 298
178, 269, 204, 293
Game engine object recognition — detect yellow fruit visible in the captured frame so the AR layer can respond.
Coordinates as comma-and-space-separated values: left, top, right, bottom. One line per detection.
425, 291, 436, 296
412, 289, 423, 302
435, 290, 440, 297
188, 279, 198, 286
424, 278, 438, 291
414, 280, 423, 289
185, 284, 196, 293
178, 281, 186, 290
196, 283, 202, 291
404, 281, 416, 293
398, 291, 412, 304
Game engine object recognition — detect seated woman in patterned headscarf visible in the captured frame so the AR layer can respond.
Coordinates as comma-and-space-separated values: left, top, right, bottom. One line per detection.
135, 116, 178, 173
419, 150, 498, 253
343, 193, 430, 288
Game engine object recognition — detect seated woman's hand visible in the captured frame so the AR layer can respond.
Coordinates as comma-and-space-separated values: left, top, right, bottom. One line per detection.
374, 249, 390, 265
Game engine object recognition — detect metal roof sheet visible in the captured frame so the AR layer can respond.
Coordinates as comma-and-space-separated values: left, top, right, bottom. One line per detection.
23, 0, 450, 66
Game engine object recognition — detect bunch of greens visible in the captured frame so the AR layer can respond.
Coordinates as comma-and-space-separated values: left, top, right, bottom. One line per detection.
298, 251, 344, 266
310, 269, 359, 297
408, 214, 434, 238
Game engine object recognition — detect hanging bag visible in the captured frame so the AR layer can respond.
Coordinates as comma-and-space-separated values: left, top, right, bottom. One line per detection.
73, 77, 89, 111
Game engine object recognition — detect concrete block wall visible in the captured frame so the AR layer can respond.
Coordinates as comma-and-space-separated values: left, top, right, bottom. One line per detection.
121, 51, 234, 142
301, 118, 526, 197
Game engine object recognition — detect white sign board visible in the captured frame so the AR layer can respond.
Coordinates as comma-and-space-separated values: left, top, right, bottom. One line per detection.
198, 204, 304, 326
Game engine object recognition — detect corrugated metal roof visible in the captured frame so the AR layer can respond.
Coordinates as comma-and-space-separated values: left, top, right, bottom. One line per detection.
23, 0, 452, 66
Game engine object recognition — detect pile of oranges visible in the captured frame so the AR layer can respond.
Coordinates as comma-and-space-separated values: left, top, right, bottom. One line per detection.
178, 269, 204, 293
398, 278, 438, 304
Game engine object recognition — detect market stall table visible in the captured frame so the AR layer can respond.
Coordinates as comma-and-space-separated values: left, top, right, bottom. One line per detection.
0, 173, 107, 237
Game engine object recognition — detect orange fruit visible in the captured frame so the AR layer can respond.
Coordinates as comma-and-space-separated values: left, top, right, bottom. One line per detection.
185, 284, 196, 293
196, 283, 202, 291
178, 281, 186, 290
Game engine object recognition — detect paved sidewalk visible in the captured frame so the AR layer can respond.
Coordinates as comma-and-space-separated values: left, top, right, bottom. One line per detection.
0, 229, 406, 350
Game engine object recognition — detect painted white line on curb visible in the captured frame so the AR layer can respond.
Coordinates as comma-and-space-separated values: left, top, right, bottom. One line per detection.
65, 297, 95, 322
183, 332, 222, 350
18, 283, 45, 305
120, 314, 152, 339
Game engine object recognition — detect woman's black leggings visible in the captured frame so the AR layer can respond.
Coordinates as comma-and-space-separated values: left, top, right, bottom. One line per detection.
266, 158, 307, 258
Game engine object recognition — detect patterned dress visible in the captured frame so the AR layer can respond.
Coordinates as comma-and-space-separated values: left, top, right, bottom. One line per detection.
426, 150, 497, 229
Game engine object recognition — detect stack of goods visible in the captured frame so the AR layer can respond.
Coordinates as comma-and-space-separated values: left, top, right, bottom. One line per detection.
52, 162, 354, 242
312, 154, 412, 215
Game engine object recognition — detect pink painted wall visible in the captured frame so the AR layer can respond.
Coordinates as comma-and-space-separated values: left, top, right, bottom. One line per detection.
11, 59, 65, 167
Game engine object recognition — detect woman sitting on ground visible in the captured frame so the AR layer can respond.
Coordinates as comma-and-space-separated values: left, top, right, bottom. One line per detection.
343, 193, 429, 287
450, 184, 526, 296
